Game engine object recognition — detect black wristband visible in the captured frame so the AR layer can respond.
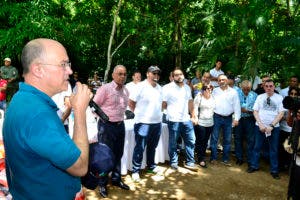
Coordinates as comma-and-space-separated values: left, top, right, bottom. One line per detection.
269, 124, 275, 128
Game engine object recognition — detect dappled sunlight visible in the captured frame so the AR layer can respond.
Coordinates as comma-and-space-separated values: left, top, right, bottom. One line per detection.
84, 161, 289, 199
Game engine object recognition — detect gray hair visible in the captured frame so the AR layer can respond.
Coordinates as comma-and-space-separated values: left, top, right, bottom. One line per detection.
21, 39, 45, 75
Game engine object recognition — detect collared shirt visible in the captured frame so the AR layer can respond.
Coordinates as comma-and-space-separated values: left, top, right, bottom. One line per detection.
212, 86, 241, 121
93, 81, 129, 122
0, 66, 18, 80
130, 80, 162, 123
209, 68, 224, 87
237, 89, 257, 118
3, 82, 81, 199
162, 82, 192, 122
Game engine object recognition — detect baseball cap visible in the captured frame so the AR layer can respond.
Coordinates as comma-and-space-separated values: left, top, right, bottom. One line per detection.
148, 66, 161, 72
4, 58, 11, 62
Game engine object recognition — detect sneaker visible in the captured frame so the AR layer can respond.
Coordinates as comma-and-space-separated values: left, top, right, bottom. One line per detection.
131, 172, 141, 182
147, 167, 160, 174
183, 163, 198, 171
170, 163, 178, 170
221, 161, 232, 166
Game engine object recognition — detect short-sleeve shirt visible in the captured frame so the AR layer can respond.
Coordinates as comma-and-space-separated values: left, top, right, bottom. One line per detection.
130, 80, 162, 123
209, 68, 224, 87
162, 82, 192, 122
93, 81, 129, 122
3, 82, 81, 200
253, 93, 284, 127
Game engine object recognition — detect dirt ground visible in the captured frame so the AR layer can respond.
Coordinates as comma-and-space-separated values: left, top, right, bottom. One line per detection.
83, 152, 290, 200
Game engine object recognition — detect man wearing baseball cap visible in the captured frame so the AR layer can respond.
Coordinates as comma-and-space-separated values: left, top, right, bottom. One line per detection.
0, 58, 19, 102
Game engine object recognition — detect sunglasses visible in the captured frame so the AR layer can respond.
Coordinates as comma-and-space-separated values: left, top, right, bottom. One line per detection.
267, 97, 271, 106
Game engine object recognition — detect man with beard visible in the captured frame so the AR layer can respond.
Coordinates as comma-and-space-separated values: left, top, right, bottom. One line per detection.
93, 65, 130, 197
129, 66, 163, 182
210, 74, 241, 166
162, 68, 197, 170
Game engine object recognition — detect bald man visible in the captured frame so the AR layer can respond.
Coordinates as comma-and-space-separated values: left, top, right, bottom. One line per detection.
3, 38, 92, 199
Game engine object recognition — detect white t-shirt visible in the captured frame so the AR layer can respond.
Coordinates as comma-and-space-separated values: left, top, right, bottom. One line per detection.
162, 82, 192, 122
52, 83, 72, 125
253, 93, 284, 127
194, 94, 215, 127
279, 86, 289, 97
126, 81, 140, 96
129, 80, 162, 123
209, 68, 224, 87
212, 86, 241, 121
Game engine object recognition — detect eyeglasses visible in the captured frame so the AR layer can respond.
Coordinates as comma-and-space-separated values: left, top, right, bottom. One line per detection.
40, 62, 71, 69
267, 97, 271, 106
265, 85, 274, 88
152, 72, 160, 75
117, 72, 127, 76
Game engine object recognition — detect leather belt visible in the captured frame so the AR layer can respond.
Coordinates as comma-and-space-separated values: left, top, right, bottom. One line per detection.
214, 113, 233, 118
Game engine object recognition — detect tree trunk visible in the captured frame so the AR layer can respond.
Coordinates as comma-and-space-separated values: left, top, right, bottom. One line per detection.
104, 0, 123, 83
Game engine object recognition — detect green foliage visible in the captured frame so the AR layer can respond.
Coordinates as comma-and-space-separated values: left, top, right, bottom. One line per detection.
0, 0, 298, 83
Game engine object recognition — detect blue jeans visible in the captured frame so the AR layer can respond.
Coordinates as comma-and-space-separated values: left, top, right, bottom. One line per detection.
194, 125, 213, 162
97, 121, 125, 186
168, 121, 195, 165
132, 123, 162, 173
250, 126, 280, 173
210, 114, 233, 162
234, 116, 255, 164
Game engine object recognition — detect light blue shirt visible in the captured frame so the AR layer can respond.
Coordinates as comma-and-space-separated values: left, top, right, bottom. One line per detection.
237, 89, 257, 118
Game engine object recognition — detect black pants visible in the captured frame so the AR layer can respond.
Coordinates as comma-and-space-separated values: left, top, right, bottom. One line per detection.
97, 121, 125, 186
288, 162, 300, 200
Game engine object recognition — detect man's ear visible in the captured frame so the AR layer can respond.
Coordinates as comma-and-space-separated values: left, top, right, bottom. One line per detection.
31, 63, 44, 78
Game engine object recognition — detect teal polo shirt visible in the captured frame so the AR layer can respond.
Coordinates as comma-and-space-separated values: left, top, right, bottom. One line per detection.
3, 82, 81, 200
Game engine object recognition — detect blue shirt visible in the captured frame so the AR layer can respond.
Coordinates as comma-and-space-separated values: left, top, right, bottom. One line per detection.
237, 89, 257, 118
3, 82, 81, 200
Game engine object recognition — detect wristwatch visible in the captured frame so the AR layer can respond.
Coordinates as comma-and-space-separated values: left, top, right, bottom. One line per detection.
269, 124, 275, 128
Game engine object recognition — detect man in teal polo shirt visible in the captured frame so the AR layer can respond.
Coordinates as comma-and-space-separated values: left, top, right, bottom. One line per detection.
3, 38, 92, 199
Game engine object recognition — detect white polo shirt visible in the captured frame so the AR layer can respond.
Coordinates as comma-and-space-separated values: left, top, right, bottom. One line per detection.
162, 82, 192, 122
129, 80, 162, 123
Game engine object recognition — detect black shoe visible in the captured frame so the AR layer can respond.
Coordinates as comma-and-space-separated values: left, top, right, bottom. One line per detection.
271, 172, 280, 180
247, 167, 258, 173
236, 159, 244, 166
99, 186, 108, 198
112, 181, 130, 190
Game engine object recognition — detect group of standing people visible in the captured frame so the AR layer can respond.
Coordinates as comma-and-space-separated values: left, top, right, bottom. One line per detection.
2, 37, 299, 199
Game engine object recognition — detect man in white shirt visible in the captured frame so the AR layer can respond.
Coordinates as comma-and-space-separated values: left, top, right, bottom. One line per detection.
210, 74, 241, 165
248, 79, 284, 179
280, 76, 298, 97
162, 68, 197, 170
125, 70, 141, 95
128, 66, 162, 182
209, 59, 224, 88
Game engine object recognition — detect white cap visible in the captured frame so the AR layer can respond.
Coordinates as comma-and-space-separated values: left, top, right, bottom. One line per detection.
4, 58, 11, 62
